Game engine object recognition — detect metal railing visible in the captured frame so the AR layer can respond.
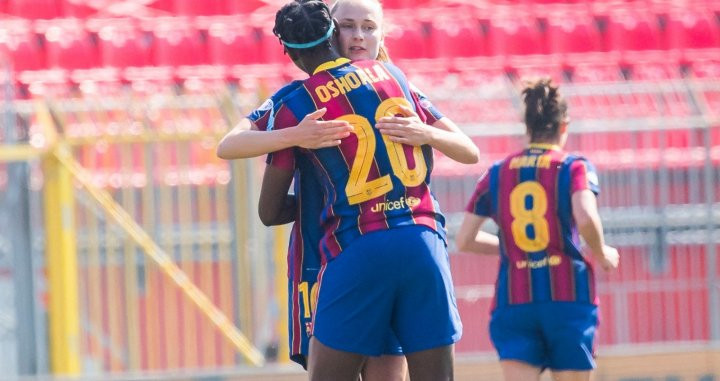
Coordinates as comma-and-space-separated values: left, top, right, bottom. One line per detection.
0, 65, 718, 378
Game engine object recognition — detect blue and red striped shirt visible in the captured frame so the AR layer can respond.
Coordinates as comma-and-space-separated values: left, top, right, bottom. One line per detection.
249, 74, 446, 357
265, 59, 447, 262
466, 144, 601, 308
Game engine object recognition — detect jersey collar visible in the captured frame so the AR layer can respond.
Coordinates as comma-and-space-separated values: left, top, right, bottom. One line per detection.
528, 143, 561, 151
313, 57, 351, 75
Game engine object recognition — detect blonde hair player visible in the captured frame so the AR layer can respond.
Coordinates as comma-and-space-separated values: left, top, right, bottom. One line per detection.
217, 1, 477, 380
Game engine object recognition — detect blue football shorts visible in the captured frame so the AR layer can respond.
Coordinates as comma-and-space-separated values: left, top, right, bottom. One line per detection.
311, 225, 462, 356
489, 302, 598, 371
287, 277, 403, 369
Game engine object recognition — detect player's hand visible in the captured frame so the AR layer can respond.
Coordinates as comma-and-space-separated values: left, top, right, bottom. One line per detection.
595, 245, 619, 271
290, 108, 353, 149
376, 105, 433, 146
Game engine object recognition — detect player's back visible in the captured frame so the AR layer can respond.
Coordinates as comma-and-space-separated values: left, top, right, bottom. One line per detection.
486, 144, 599, 306
276, 59, 445, 261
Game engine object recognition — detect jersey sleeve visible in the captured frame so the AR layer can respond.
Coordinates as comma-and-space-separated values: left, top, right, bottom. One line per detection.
247, 97, 274, 132
264, 104, 301, 171
409, 82, 445, 125
247, 80, 303, 131
569, 158, 600, 196
465, 170, 492, 216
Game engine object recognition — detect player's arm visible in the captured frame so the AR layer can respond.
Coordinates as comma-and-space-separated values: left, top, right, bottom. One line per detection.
258, 164, 296, 226
375, 107, 479, 164
428, 116, 480, 164
571, 190, 619, 270
455, 213, 500, 255
216, 108, 353, 160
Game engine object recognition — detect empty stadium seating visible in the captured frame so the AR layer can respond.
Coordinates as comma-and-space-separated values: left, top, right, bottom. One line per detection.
94, 19, 152, 68
0, 20, 46, 71
0, 0, 716, 79
41, 19, 100, 69
7, 0, 63, 19
3, 1, 717, 371
204, 18, 262, 65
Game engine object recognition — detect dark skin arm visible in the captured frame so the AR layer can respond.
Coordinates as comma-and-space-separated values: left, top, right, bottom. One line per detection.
258, 165, 296, 226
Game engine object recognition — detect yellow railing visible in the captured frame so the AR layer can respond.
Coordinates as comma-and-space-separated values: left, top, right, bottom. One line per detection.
43, 146, 82, 375
5, 98, 273, 374
52, 144, 264, 366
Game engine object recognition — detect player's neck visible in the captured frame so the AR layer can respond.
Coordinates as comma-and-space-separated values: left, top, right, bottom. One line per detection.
528, 138, 562, 150
302, 51, 343, 75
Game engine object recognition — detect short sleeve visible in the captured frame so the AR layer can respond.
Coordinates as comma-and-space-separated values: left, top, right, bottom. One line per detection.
465, 170, 492, 216
410, 82, 444, 125
570, 158, 600, 196
264, 104, 301, 171
247, 80, 303, 131
247, 98, 274, 131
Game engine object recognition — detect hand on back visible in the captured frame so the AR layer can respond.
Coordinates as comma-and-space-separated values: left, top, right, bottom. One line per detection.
291, 108, 354, 149
376, 105, 433, 146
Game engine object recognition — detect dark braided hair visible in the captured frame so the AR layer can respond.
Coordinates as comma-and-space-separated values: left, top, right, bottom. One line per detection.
521, 78, 568, 142
273, 0, 335, 56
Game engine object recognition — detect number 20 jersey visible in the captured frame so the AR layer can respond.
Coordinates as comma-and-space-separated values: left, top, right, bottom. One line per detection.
466, 145, 601, 309
267, 59, 446, 263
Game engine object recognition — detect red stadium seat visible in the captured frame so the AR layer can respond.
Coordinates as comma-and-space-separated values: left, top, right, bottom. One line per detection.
486, 17, 545, 56
0, 21, 46, 71
174, 0, 228, 16
43, 20, 100, 70
96, 21, 152, 68
206, 19, 262, 65
123, 66, 178, 96
228, 63, 289, 92
151, 19, 209, 67
663, 10, 720, 50
623, 51, 682, 81
146, 0, 174, 13
63, 0, 104, 18
176, 65, 228, 93
545, 11, 603, 54
381, 0, 431, 9
254, 25, 288, 64
71, 67, 125, 96
688, 55, 720, 79
430, 16, 486, 58
17, 69, 71, 98
7, 0, 63, 19
603, 11, 662, 52
226, 0, 268, 14
383, 21, 431, 59
566, 59, 623, 83
507, 56, 567, 84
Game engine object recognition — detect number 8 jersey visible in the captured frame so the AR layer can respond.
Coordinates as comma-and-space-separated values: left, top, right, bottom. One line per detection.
465, 144, 601, 308
267, 58, 446, 263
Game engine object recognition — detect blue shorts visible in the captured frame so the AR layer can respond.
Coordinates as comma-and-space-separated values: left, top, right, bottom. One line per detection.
288, 278, 403, 369
489, 303, 598, 371
312, 225, 462, 356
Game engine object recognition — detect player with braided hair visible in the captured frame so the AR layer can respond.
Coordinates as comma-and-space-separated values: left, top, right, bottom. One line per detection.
217, 1, 475, 379
253, 1, 462, 380
456, 78, 619, 381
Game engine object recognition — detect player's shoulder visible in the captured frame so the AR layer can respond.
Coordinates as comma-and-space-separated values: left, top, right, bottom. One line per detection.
379, 60, 406, 79
274, 80, 305, 101
562, 152, 595, 168
501, 149, 528, 165
255, 80, 304, 114
350, 59, 405, 78
479, 158, 506, 180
